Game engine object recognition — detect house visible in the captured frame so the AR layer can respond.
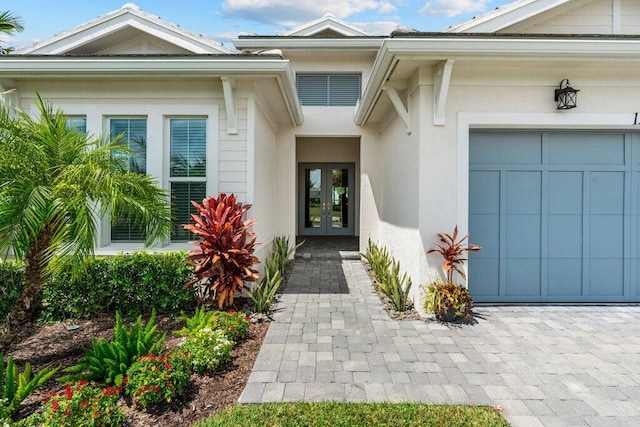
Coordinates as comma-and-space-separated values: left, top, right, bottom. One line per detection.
1, 0, 640, 306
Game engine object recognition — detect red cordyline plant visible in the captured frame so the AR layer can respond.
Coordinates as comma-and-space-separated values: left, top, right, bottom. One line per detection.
427, 226, 481, 284
184, 193, 259, 309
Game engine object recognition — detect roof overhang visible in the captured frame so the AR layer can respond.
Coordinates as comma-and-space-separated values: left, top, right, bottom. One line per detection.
355, 35, 640, 126
0, 55, 302, 126
234, 36, 384, 52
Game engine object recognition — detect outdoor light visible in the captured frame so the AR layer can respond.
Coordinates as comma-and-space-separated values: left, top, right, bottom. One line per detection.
554, 79, 579, 110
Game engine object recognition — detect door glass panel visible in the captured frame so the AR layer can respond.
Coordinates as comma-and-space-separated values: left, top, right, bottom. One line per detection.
304, 168, 322, 229
331, 168, 349, 229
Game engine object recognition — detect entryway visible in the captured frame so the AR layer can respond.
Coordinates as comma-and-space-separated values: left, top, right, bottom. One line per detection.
298, 163, 355, 236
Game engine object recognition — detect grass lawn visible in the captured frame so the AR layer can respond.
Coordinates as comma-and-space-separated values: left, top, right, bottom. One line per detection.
196, 402, 510, 427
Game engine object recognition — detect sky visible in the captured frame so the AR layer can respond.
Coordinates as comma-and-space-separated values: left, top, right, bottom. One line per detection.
1, 0, 511, 50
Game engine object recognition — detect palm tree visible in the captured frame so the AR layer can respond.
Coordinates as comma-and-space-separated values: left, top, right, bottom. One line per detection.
0, 96, 173, 325
0, 11, 24, 55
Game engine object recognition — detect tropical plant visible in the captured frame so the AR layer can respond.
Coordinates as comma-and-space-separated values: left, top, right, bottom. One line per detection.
184, 193, 260, 309
424, 281, 474, 321
361, 239, 392, 287
0, 260, 24, 323
126, 352, 191, 407
59, 310, 165, 385
181, 329, 234, 374
0, 96, 172, 325
0, 353, 57, 420
376, 260, 412, 312
248, 256, 283, 314
427, 226, 481, 284
40, 380, 125, 427
174, 308, 250, 341
272, 236, 303, 274
0, 11, 24, 55
173, 306, 215, 337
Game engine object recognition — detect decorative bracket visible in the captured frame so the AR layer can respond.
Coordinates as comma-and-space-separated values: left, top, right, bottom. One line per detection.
382, 84, 411, 135
433, 59, 455, 126
221, 77, 238, 135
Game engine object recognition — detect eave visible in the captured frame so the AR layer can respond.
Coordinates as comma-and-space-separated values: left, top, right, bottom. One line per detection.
0, 55, 302, 126
234, 36, 384, 52
354, 35, 640, 126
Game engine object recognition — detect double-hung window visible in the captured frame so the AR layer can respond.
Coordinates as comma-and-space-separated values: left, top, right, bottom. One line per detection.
297, 74, 361, 106
169, 118, 207, 241
110, 118, 147, 242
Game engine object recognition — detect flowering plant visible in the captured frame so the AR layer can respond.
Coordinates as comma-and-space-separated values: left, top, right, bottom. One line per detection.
211, 310, 251, 341
125, 352, 191, 408
181, 329, 234, 374
41, 380, 124, 427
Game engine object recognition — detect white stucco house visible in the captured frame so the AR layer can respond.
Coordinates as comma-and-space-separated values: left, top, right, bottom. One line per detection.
2, 0, 640, 305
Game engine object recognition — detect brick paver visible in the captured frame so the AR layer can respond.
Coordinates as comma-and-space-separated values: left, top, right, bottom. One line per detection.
240, 258, 640, 426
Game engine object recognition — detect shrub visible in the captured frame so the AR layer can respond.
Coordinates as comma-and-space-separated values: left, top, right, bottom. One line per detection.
126, 352, 191, 408
210, 311, 250, 342
0, 260, 24, 322
59, 310, 165, 385
184, 194, 260, 309
41, 381, 125, 427
248, 257, 282, 314
424, 281, 474, 321
181, 329, 234, 374
376, 260, 412, 312
362, 241, 412, 312
173, 306, 215, 337
0, 353, 57, 420
427, 226, 481, 284
41, 252, 194, 321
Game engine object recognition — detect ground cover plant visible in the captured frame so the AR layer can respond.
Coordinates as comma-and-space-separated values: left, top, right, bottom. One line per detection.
197, 402, 509, 427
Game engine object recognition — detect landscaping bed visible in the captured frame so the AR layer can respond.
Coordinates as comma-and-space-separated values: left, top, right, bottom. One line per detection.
6, 312, 269, 426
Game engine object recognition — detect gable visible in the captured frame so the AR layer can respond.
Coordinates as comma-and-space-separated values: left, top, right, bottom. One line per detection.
20, 3, 233, 55
502, 0, 640, 34
282, 13, 370, 37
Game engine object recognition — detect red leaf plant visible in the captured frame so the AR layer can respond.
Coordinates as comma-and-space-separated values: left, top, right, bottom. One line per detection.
184, 193, 260, 309
427, 225, 481, 284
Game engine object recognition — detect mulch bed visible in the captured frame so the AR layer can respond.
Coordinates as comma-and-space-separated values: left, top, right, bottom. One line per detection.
5, 313, 269, 426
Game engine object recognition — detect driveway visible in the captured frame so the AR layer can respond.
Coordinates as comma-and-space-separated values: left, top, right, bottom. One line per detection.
240, 258, 640, 426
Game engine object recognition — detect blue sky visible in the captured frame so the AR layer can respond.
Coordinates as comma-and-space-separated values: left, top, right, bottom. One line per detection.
2, 0, 510, 49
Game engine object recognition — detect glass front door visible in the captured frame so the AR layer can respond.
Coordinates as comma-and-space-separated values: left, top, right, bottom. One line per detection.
298, 163, 355, 236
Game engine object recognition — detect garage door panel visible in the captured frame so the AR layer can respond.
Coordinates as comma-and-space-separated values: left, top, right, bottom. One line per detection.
548, 259, 583, 296
590, 259, 624, 296
548, 134, 625, 165
468, 258, 500, 296
470, 133, 542, 165
469, 171, 499, 214
549, 172, 583, 214
469, 214, 500, 257
590, 215, 624, 258
506, 259, 541, 296
507, 172, 541, 214
507, 215, 541, 258
548, 215, 583, 258
590, 172, 624, 214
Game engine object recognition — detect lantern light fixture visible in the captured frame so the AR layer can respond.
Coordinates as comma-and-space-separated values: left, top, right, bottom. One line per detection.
555, 79, 579, 110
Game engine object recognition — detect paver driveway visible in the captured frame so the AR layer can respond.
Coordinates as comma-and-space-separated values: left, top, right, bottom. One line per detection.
240, 258, 640, 426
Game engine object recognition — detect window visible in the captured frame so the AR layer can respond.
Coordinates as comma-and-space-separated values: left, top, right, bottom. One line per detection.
169, 118, 207, 241
110, 118, 147, 242
297, 74, 361, 106
65, 116, 86, 133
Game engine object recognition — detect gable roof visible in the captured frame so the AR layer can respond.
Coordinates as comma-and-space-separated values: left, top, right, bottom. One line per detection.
281, 13, 371, 37
18, 3, 234, 55
445, 0, 597, 33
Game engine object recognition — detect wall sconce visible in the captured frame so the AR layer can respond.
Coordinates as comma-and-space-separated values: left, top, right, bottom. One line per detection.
555, 79, 579, 110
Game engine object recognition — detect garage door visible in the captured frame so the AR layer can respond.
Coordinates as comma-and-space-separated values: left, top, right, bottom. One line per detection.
469, 131, 640, 302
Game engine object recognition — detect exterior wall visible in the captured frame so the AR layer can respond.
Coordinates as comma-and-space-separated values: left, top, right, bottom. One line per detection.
622, 0, 640, 33
97, 34, 192, 54
14, 78, 249, 253
251, 92, 279, 262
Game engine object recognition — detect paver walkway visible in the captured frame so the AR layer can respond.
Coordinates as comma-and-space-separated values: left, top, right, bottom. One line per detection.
240, 258, 640, 427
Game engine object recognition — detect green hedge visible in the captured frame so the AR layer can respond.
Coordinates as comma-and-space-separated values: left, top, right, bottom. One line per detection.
0, 259, 25, 322
42, 251, 195, 321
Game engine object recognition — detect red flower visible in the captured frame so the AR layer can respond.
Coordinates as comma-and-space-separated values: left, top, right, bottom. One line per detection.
51, 400, 59, 411
64, 384, 73, 400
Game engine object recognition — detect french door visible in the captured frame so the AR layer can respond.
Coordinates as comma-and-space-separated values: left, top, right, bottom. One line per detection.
298, 163, 355, 236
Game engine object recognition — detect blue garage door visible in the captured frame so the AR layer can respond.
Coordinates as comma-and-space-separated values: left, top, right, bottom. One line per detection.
469, 131, 640, 302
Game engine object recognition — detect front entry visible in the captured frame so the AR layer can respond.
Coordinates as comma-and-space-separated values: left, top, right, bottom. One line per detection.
298, 163, 355, 236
